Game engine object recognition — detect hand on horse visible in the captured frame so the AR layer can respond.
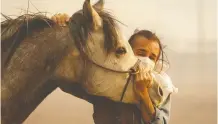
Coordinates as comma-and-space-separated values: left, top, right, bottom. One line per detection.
134, 67, 153, 99
51, 13, 70, 26
133, 67, 156, 122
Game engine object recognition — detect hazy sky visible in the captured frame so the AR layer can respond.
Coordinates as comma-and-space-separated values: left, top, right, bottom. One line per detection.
1, 0, 217, 53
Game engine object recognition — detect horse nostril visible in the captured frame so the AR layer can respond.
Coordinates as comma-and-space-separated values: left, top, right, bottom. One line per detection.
115, 47, 127, 55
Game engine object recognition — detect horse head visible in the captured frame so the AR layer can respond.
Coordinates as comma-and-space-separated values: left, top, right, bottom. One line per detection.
69, 0, 140, 103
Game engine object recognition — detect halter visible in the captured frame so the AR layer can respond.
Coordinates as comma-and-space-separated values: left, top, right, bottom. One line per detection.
80, 50, 141, 124
80, 49, 140, 100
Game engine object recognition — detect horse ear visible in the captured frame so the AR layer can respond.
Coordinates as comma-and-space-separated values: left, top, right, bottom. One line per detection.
83, 0, 102, 30
93, 0, 104, 11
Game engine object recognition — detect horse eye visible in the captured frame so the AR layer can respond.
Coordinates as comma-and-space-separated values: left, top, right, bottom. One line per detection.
115, 47, 127, 55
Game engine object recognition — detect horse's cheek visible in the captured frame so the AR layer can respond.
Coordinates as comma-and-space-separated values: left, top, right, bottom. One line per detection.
54, 52, 82, 83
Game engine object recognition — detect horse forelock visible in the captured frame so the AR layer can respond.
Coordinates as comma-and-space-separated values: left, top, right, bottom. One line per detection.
69, 10, 120, 54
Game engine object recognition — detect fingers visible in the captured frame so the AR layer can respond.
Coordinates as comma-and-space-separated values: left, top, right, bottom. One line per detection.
146, 72, 153, 88
51, 15, 57, 23
57, 13, 65, 26
60, 15, 66, 26
63, 13, 70, 22
60, 13, 70, 26
135, 73, 144, 92
51, 13, 70, 26
135, 72, 143, 84
142, 73, 152, 88
135, 71, 153, 88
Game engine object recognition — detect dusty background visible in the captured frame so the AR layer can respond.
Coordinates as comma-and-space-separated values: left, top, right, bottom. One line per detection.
1, 0, 217, 124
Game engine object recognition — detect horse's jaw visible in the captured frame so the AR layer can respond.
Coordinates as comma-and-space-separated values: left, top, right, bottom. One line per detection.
55, 49, 84, 83
82, 66, 139, 104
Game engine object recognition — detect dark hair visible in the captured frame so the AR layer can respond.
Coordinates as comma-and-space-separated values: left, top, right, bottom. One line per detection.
128, 30, 169, 71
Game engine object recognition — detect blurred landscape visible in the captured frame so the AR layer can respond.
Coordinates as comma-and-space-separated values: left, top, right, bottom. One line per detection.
167, 49, 217, 124
2, 0, 217, 124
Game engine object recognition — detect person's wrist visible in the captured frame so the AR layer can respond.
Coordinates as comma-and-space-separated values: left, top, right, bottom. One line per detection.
139, 89, 156, 119
139, 88, 149, 98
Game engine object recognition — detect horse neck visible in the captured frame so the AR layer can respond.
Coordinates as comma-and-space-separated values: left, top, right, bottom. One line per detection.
1, 27, 75, 123
54, 35, 84, 83
1, 79, 58, 124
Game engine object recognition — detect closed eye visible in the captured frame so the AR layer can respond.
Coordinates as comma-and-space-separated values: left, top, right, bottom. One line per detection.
149, 56, 156, 61
150, 53, 157, 61
136, 49, 147, 57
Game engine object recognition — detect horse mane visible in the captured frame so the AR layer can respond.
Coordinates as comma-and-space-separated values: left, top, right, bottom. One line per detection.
1, 10, 122, 68
1, 13, 55, 68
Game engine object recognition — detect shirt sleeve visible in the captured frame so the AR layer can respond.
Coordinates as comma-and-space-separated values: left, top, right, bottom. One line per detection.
150, 94, 172, 124
137, 94, 172, 124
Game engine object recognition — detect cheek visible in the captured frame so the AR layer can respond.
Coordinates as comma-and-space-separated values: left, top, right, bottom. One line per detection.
152, 43, 160, 54
156, 50, 161, 60
150, 43, 160, 60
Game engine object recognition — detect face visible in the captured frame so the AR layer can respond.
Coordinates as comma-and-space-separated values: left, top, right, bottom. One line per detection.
131, 35, 160, 62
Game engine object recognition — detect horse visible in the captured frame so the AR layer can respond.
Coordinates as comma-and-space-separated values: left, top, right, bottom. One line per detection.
1, 0, 146, 123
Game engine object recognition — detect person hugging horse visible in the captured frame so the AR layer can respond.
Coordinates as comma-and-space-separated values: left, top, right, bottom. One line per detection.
53, 13, 177, 124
